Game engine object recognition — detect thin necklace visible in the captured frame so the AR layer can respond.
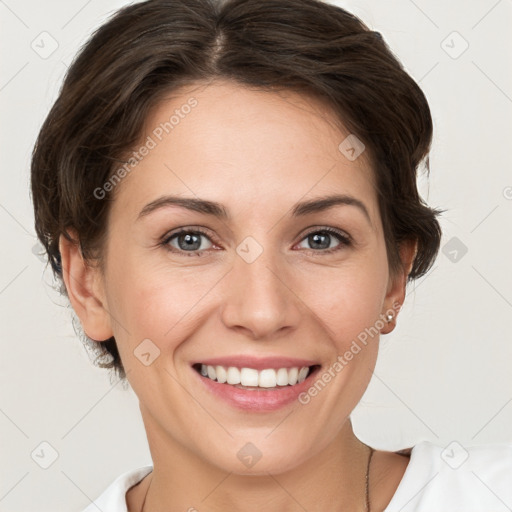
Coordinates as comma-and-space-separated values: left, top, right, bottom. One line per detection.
366, 445, 375, 512
141, 445, 375, 512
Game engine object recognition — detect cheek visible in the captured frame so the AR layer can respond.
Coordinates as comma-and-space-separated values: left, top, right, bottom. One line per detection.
104, 254, 222, 351
297, 250, 389, 344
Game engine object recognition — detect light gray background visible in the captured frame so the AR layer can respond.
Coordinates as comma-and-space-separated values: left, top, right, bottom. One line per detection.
1, 0, 511, 510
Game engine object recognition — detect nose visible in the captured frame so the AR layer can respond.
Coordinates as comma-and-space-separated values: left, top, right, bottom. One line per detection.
220, 246, 303, 340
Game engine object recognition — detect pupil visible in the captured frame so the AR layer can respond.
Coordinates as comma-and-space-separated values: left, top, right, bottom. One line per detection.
311, 232, 329, 250
179, 233, 200, 251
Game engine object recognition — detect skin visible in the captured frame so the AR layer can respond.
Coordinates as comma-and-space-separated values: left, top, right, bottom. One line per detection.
60, 79, 416, 511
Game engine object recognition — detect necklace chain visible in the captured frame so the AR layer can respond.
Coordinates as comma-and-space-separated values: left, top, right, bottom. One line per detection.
366, 445, 374, 512
141, 445, 374, 512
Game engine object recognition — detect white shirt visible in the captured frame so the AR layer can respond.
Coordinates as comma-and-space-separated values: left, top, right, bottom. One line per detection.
82, 441, 512, 511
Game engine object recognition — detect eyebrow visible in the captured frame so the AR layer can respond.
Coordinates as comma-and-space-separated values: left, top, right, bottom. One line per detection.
291, 194, 371, 225
138, 196, 229, 220
137, 193, 372, 226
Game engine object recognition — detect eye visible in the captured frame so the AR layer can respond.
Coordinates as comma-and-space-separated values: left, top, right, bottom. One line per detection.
161, 226, 352, 257
295, 227, 352, 254
162, 228, 215, 256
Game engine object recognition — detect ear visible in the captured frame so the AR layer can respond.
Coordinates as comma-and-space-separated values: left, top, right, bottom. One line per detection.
380, 239, 417, 335
59, 231, 113, 341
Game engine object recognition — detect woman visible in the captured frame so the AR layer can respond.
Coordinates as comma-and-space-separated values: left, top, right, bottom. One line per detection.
30, 0, 511, 510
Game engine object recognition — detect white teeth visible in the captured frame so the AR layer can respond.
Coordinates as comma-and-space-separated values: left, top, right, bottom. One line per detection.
258, 369, 276, 388
241, 368, 259, 386
226, 366, 241, 384
297, 367, 309, 383
276, 368, 289, 386
199, 364, 312, 388
207, 365, 216, 380
215, 365, 227, 383
288, 367, 298, 385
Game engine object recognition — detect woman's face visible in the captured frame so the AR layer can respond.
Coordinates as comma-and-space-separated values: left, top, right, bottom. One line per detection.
82, 80, 406, 474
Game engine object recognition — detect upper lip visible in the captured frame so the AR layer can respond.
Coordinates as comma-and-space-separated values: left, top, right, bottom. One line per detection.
192, 355, 319, 370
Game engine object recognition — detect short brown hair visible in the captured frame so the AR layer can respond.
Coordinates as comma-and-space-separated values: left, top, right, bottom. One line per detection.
31, 0, 443, 381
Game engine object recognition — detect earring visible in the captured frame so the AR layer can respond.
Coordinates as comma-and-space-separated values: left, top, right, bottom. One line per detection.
386, 313, 394, 323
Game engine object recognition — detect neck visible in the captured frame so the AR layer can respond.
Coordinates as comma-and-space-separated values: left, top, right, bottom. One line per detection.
138, 410, 371, 512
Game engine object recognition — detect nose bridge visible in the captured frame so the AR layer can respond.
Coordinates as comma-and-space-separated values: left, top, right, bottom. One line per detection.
220, 235, 301, 338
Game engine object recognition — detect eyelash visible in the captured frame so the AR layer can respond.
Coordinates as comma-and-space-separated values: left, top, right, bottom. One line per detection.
160, 226, 352, 257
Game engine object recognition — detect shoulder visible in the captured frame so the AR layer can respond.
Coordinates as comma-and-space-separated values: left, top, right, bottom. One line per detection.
383, 440, 512, 512
81, 465, 153, 512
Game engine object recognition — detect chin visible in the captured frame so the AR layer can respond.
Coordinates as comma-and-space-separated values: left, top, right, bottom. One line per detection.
197, 435, 314, 477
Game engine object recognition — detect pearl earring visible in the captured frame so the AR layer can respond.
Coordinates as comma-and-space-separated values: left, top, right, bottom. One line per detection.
386, 313, 394, 323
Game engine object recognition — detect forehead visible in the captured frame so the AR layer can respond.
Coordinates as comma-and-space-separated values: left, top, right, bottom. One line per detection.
112, 79, 378, 224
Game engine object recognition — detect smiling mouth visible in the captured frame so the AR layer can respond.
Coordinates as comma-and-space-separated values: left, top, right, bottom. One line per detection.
192, 363, 321, 390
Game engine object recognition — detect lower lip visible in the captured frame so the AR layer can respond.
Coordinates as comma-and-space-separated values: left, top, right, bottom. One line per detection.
194, 367, 319, 412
